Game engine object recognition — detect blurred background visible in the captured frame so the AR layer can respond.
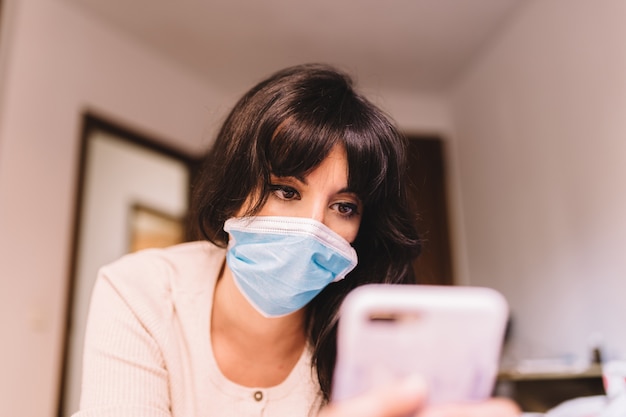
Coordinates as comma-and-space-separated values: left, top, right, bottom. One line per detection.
2, 0, 626, 415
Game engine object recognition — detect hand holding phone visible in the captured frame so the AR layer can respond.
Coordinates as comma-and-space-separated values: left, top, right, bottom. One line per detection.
332, 284, 509, 406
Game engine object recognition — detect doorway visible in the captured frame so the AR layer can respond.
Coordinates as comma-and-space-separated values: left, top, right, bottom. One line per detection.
406, 136, 454, 285
59, 114, 201, 416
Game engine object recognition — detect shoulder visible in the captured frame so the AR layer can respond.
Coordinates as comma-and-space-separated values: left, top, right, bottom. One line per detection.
101, 240, 224, 281
97, 241, 225, 313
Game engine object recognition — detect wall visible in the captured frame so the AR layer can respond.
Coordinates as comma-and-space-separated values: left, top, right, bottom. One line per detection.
0, 1, 452, 416
0, 0, 19, 153
449, 0, 626, 365
0, 0, 218, 415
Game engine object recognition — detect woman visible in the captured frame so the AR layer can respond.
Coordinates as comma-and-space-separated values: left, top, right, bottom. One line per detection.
74, 64, 518, 417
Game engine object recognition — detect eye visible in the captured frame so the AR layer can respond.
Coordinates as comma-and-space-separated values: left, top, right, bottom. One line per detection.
269, 184, 301, 201
332, 202, 360, 218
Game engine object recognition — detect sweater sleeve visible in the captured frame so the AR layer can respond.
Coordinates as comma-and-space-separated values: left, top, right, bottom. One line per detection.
72, 270, 172, 417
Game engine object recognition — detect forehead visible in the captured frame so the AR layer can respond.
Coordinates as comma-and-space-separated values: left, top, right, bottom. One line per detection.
301, 145, 348, 183
274, 145, 349, 185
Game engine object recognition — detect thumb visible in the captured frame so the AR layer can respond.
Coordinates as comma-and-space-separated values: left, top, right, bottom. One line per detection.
320, 376, 428, 417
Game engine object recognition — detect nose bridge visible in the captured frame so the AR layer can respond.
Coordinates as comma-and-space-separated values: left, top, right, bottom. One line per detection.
311, 198, 326, 223
304, 195, 326, 223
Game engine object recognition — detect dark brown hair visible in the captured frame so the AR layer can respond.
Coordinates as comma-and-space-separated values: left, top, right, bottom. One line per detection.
193, 63, 421, 401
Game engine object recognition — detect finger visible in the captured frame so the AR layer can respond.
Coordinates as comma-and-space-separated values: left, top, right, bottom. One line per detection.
320, 376, 428, 417
418, 398, 521, 417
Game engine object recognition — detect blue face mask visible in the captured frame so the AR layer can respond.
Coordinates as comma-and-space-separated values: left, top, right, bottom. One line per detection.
223, 216, 358, 318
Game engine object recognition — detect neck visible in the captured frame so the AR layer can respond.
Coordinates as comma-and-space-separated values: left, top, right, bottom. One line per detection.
211, 263, 308, 386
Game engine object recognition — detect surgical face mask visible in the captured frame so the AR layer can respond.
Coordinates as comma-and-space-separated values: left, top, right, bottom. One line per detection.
223, 216, 358, 318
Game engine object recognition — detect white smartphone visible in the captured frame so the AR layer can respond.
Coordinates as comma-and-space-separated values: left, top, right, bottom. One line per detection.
332, 284, 509, 406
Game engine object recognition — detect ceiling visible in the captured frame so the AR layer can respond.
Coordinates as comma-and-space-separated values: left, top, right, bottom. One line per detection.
64, 0, 523, 97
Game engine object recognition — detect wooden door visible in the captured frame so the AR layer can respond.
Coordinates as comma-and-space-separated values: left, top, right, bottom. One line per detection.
406, 137, 454, 285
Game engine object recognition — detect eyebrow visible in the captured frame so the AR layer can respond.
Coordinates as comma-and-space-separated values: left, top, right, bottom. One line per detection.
270, 173, 308, 184
271, 174, 357, 195
337, 187, 357, 195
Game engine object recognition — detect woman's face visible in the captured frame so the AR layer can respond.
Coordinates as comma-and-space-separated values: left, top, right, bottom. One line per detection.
241, 145, 363, 243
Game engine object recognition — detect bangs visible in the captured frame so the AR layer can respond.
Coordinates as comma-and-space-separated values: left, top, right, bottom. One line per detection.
267, 115, 342, 178
344, 104, 404, 205
266, 97, 402, 206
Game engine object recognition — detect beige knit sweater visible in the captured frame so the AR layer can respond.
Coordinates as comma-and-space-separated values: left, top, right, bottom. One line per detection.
73, 241, 322, 417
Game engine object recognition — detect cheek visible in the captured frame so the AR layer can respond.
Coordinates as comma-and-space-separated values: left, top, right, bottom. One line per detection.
331, 219, 361, 243
234, 190, 265, 217
254, 198, 283, 217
